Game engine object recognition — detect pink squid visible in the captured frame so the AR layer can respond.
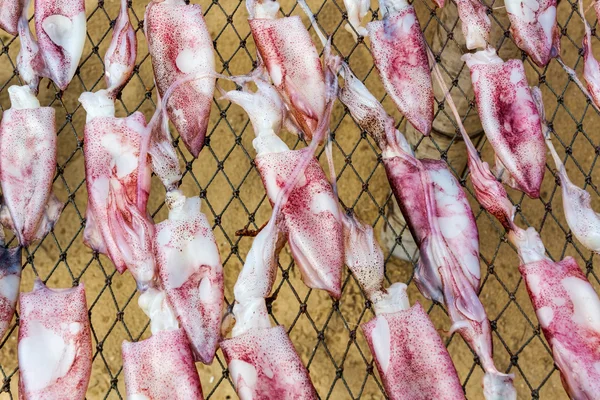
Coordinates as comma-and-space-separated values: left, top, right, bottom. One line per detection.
153, 189, 224, 364
455, 0, 491, 50
509, 227, 600, 399
144, 0, 216, 158
104, 0, 137, 99
0, 0, 23, 35
18, 280, 92, 400
80, 90, 155, 290
122, 329, 204, 400
430, 51, 516, 231
247, 0, 328, 141
342, 214, 465, 399
532, 86, 600, 254
34, 0, 86, 91
0, 85, 63, 247
578, 0, 600, 109
0, 246, 21, 340
462, 48, 546, 198
338, 63, 516, 399
365, 0, 434, 135
435, 56, 600, 399
219, 68, 343, 298
505, 0, 559, 67
123, 288, 203, 399
222, 224, 318, 399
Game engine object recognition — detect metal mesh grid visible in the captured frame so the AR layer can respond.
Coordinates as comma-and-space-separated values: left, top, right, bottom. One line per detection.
0, 0, 598, 398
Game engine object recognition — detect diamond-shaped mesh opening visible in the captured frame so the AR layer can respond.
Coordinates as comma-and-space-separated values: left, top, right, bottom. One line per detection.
0, 0, 597, 398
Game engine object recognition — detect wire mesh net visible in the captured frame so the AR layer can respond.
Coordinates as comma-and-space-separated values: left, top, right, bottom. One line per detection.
0, 0, 598, 398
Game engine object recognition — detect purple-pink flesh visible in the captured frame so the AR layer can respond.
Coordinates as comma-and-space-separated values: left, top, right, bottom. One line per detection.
122, 328, 204, 400
463, 48, 546, 198
18, 280, 91, 400
144, 0, 216, 157
0, 0, 23, 36
0, 246, 20, 340
456, 0, 491, 50
34, 0, 86, 90
338, 63, 516, 400
221, 325, 318, 400
505, 0, 559, 67
509, 227, 600, 399
104, 0, 137, 99
154, 190, 224, 364
81, 92, 155, 290
0, 86, 62, 247
249, 14, 326, 141
342, 214, 465, 399
366, 1, 433, 135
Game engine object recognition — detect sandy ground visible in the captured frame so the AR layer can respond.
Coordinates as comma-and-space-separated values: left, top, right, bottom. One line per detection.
0, 0, 598, 398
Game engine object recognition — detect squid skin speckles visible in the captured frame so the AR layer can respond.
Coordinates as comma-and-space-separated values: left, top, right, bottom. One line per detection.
80, 90, 155, 291
509, 227, 600, 399
578, 0, 600, 109
0, 85, 63, 247
145, 0, 216, 158
221, 325, 318, 400
256, 150, 344, 298
366, 0, 434, 135
34, 0, 86, 91
153, 190, 224, 364
342, 215, 465, 400
463, 48, 546, 198
18, 280, 92, 400
0, 246, 21, 340
248, 12, 327, 140
505, 0, 559, 67
221, 74, 344, 298
0, 0, 23, 36
455, 0, 491, 50
338, 65, 515, 400
122, 329, 204, 400
362, 303, 466, 400
104, 0, 137, 99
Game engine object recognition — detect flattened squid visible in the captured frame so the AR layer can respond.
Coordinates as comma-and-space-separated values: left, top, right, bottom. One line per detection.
434, 57, 600, 399
342, 214, 465, 399
219, 68, 343, 298
153, 189, 224, 364
338, 64, 516, 399
578, 0, 600, 109
0, 85, 62, 247
532, 87, 600, 254
18, 280, 92, 400
246, 0, 328, 140
455, 0, 491, 50
366, 0, 434, 135
0, 246, 21, 339
505, 0, 559, 67
144, 0, 216, 157
80, 90, 155, 290
123, 288, 204, 399
0, 0, 23, 35
509, 227, 600, 399
462, 48, 546, 198
34, 0, 86, 91
104, 0, 137, 99
221, 226, 318, 399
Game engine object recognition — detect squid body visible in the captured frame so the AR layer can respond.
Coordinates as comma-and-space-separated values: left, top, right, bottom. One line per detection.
144, 0, 216, 157
463, 48, 546, 198
153, 190, 224, 364
18, 280, 92, 399
0, 85, 62, 247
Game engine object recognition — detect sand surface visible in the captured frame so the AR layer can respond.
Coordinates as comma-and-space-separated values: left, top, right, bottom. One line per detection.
0, 0, 599, 398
